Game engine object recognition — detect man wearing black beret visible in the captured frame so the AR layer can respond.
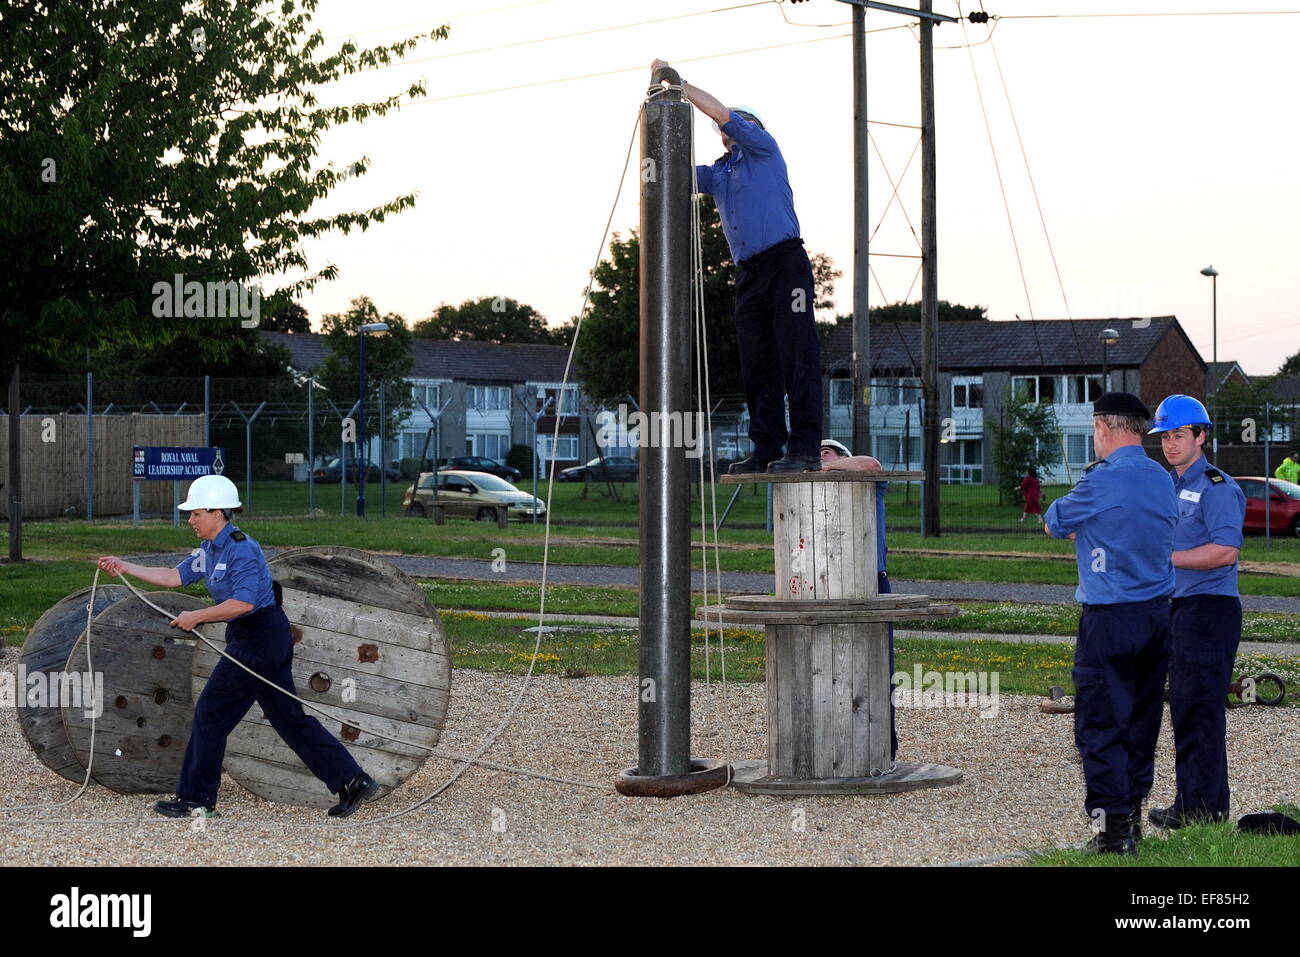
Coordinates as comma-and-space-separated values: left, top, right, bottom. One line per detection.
1044, 392, 1179, 854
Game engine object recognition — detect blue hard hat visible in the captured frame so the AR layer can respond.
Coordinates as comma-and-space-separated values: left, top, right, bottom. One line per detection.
1148, 394, 1212, 434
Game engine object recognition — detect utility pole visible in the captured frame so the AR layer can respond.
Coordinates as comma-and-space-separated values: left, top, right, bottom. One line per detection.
7, 362, 21, 561
919, 0, 941, 537
836, 1, 954, 536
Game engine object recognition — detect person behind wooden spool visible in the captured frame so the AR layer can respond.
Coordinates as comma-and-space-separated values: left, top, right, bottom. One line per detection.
97, 474, 379, 819
818, 439, 898, 761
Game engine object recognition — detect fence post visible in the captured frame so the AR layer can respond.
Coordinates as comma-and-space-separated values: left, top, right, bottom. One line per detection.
204, 375, 210, 446
1264, 401, 1272, 550
86, 372, 93, 522
307, 377, 315, 515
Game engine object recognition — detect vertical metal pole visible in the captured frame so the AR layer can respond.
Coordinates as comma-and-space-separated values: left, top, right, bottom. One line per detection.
245, 418, 253, 513
637, 70, 693, 778
7, 362, 21, 560
203, 375, 210, 446
532, 405, 539, 525
851, 3, 872, 460
86, 372, 94, 522
173, 480, 180, 527
307, 377, 315, 514
920, 0, 940, 538
379, 379, 386, 516
357, 333, 366, 517
132, 481, 140, 529
1211, 273, 1218, 455
1264, 401, 1271, 550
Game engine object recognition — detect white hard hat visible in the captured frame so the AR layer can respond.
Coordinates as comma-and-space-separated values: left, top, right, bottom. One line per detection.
178, 474, 241, 510
820, 438, 852, 457
712, 105, 766, 134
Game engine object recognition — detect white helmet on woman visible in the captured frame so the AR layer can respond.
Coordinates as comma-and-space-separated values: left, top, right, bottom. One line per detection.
178, 474, 241, 511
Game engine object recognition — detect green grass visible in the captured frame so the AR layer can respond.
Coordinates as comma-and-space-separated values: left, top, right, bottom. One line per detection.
1026, 807, 1300, 866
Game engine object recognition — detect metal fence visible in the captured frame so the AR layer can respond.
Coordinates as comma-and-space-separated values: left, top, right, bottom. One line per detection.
6, 375, 1295, 538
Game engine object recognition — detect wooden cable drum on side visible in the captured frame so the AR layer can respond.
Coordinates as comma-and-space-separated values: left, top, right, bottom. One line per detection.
190, 546, 452, 808
62, 592, 213, 794
16, 584, 131, 783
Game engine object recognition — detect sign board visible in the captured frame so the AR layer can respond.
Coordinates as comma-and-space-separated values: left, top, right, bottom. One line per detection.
132, 447, 225, 481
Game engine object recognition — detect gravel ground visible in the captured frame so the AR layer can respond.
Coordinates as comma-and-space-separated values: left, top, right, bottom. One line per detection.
3, 658, 1297, 867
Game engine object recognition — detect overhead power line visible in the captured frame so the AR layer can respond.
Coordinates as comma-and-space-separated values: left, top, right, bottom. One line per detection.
997, 9, 1300, 19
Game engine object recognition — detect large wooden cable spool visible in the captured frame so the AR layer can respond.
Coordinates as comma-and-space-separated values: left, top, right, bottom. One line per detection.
62, 592, 213, 794
191, 546, 452, 808
16, 585, 131, 783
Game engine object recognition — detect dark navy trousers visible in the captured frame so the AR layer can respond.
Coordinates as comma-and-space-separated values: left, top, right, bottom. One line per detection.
1073, 598, 1171, 820
881, 570, 898, 761
733, 238, 823, 459
1168, 594, 1241, 819
178, 604, 362, 806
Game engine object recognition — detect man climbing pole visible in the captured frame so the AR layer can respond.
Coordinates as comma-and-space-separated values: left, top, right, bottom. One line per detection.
652, 59, 823, 473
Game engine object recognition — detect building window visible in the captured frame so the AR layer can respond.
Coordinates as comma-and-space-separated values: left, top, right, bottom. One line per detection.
468, 432, 511, 460
1013, 375, 1058, 404
410, 383, 442, 410
1063, 375, 1102, 404
1066, 432, 1095, 465
467, 385, 512, 411
952, 377, 984, 409
871, 377, 921, 407
537, 433, 579, 461
830, 378, 853, 408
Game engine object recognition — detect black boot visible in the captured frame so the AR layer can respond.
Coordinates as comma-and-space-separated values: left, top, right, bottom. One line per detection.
328, 773, 379, 818
1149, 805, 1227, 830
1084, 813, 1137, 856
1129, 806, 1143, 844
155, 797, 218, 818
728, 452, 778, 475
767, 453, 821, 473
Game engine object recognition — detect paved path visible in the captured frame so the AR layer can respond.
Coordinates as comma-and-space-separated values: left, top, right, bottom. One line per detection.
126, 551, 1300, 613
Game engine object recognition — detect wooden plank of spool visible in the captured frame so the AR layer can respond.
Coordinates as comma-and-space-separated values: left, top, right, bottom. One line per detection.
16, 585, 132, 784
62, 593, 213, 794
193, 546, 452, 808
697, 602, 960, 625
721, 470, 925, 485
725, 593, 930, 612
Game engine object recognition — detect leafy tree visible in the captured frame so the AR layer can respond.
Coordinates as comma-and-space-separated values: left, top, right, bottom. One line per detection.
414, 296, 563, 345
866, 301, 989, 324
989, 389, 1059, 499
264, 301, 311, 334
317, 296, 415, 454
0, 0, 448, 382
1277, 348, 1300, 378
574, 196, 840, 402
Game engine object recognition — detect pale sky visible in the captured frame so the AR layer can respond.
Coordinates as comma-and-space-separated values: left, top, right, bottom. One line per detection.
292, 0, 1300, 377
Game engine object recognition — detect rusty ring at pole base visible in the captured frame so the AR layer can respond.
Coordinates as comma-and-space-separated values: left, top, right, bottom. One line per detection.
614, 759, 732, 798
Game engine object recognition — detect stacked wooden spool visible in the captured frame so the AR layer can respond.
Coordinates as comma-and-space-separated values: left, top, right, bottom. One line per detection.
698, 471, 963, 795
15, 546, 451, 807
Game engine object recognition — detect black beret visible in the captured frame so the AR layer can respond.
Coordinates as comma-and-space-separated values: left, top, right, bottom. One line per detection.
1092, 391, 1150, 418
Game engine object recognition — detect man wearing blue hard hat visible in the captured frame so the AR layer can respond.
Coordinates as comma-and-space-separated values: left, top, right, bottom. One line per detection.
1147, 394, 1247, 831
1044, 392, 1178, 855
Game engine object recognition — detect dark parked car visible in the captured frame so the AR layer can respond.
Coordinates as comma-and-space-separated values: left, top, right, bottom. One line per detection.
1235, 476, 1300, 537
441, 456, 521, 482
311, 457, 403, 484
557, 455, 639, 483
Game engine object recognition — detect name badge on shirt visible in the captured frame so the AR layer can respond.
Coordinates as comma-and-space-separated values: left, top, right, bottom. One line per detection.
1179, 489, 1202, 503
215, 563, 227, 570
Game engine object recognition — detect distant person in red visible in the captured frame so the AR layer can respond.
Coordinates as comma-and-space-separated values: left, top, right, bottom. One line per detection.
1018, 467, 1042, 524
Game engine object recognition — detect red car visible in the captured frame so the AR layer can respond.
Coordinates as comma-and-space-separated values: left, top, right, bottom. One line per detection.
1234, 476, 1300, 537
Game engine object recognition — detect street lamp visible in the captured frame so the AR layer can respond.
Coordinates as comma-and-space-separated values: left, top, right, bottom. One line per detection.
357, 321, 390, 517
1201, 265, 1219, 453
1098, 327, 1119, 392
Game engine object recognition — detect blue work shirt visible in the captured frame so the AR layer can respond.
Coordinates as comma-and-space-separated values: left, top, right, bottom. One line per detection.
1044, 445, 1177, 605
175, 524, 276, 614
1170, 455, 1245, 598
695, 113, 801, 264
